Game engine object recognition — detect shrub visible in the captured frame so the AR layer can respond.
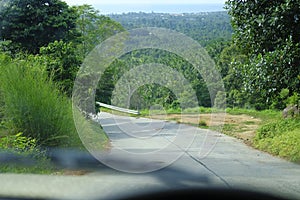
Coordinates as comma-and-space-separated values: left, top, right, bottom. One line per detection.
255, 129, 300, 162
198, 120, 207, 127
256, 118, 300, 140
0, 56, 80, 147
285, 92, 300, 107
254, 118, 300, 162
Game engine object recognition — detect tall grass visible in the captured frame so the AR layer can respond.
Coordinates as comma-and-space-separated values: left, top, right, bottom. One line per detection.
0, 55, 81, 147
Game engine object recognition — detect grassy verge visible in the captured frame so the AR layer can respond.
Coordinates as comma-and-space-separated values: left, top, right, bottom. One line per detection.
73, 108, 110, 152
0, 54, 109, 174
227, 108, 300, 162
254, 117, 300, 162
0, 56, 81, 147
0, 110, 110, 174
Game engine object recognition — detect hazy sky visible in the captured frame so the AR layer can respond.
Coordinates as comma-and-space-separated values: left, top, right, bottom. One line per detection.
64, 0, 226, 5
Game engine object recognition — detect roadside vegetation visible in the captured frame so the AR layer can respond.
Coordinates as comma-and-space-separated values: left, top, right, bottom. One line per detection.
0, 1, 121, 173
0, 0, 299, 173
255, 118, 300, 162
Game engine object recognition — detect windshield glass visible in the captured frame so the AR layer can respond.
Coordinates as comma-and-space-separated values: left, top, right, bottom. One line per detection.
0, 0, 299, 200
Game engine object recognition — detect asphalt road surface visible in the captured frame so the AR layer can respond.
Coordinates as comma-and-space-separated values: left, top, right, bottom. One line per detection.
0, 112, 299, 200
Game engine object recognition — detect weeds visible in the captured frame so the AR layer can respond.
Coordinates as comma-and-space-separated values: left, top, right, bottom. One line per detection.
0, 133, 55, 173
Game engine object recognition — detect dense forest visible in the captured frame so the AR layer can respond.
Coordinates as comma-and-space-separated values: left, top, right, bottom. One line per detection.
109, 12, 233, 46
107, 8, 300, 111
0, 0, 299, 162
96, 12, 233, 109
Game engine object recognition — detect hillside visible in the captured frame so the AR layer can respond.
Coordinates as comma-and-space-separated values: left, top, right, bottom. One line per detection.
109, 11, 233, 46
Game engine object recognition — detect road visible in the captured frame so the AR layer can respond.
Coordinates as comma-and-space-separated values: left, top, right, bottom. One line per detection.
0, 112, 299, 200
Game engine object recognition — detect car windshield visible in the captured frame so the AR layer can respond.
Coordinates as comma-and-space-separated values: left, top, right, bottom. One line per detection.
0, 0, 300, 200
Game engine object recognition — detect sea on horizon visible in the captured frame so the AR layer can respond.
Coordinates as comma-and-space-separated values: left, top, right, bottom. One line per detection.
94, 4, 225, 15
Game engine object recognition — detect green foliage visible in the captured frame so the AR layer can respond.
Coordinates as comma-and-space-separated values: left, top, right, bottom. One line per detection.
0, 40, 14, 55
207, 42, 250, 108
74, 4, 125, 56
254, 117, 300, 162
39, 40, 81, 96
0, 0, 79, 54
214, 91, 226, 109
225, 0, 300, 109
166, 107, 182, 114
0, 132, 37, 152
242, 42, 300, 109
280, 89, 290, 99
97, 49, 211, 110
0, 55, 80, 147
198, 120, 207, 127
0, 132, 54, 174
226, 108, 281, 121
255, 126, 300, 162
270, 130, 300, 162
109, 12, 233, 46
130, 84, 178, 110
256, 118, 300, 140
285, 92, 300, 107
206, 39, 231, 66
271, 90, 300, 114
225, 0, 300, 54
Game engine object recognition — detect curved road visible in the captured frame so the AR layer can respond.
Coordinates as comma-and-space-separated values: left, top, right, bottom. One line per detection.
0, 112, 299, 200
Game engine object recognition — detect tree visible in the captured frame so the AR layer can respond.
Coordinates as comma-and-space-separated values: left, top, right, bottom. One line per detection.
0, 0, 78, 54
226, 0, 300, 54
74, 5, 124, 56
225, 0, 300, 109
218, 44, 249, 108
39, 40, 81, 96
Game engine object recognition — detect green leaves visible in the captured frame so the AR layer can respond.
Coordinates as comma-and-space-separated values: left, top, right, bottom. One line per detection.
74, 4, 124, 56
109, 12, 233, 47
0, 0, 78, 54
39, 40, 81, 96
0, 132, 36, 153
225, 0, 300, 109
98, 49, 212, 109
226, 0, 300, 54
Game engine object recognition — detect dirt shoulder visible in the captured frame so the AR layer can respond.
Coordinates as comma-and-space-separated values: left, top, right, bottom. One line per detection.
150, 113, 261, 146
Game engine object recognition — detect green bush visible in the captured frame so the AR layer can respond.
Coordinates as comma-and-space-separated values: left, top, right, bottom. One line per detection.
166, 108, 181, 114
39, 41, 81, 96
256, 118, 300, 140
0, 55, 81, 147
198, 120, 207, 127
255, 129, 300, 162
286, 92, 300, 106
254, 117, 300, 162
